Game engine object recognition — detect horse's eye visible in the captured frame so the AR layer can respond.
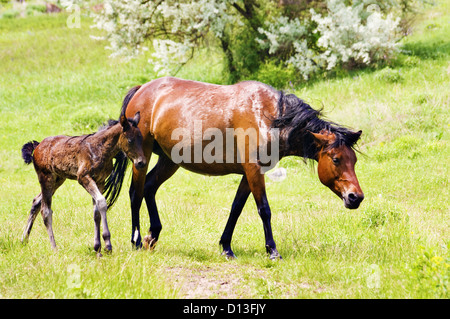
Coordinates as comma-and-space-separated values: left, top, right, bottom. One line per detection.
332, 157, 340, 165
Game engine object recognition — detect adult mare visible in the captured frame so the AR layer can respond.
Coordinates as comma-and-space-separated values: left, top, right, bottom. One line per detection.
121, 77, 364, 259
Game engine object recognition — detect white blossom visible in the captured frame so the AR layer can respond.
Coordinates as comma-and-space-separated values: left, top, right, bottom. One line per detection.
64, 0, 403, 80
311, 0, 401, 70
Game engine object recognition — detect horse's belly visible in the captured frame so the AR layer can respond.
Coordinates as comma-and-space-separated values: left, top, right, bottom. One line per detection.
176, 162, 244, 176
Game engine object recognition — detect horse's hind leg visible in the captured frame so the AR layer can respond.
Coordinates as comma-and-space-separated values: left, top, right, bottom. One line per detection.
22, 193, 42, 244
142, 153, 178, 250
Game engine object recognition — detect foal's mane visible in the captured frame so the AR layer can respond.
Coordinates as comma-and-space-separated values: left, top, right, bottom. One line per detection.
272, 92, 360, 159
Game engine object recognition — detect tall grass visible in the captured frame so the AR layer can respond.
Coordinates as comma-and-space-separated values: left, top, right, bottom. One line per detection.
0, 2, 448, 298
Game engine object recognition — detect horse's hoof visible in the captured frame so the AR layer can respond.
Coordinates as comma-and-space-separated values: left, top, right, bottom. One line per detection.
96, 252, 103, 258
269, 254, 282, 260
143, 235, 157, 250
221, 250, 237, 260
267, 247, 282, 260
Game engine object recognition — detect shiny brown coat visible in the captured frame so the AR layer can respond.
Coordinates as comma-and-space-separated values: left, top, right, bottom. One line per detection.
123, 77, 364, 259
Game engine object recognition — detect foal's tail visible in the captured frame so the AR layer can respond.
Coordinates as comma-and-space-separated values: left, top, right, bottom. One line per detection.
21, 141, 40, 165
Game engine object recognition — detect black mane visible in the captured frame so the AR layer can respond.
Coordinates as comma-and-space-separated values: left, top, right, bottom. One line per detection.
120, 85, 141, 118
272, 92, 361, 159
103, 85, 142, 209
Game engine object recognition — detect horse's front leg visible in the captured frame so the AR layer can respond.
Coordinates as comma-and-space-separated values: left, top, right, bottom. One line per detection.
129, 164, 147, 249
245, 166, 282, 260
142, 153, 178, 250
129, 141, 152, 249
92, 197, 102, 255
78, 175, 111, 255
220, 175, 251, 259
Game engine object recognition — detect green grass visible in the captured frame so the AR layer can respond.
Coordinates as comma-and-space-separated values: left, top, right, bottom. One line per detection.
0, 2, 449, 299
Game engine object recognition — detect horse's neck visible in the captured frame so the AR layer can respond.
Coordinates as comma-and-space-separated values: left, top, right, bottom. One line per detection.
88, 124, 122, 159
279, 130, 318, 160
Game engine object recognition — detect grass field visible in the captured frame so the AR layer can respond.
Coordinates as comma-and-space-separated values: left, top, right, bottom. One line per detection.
0, 2, 448, 299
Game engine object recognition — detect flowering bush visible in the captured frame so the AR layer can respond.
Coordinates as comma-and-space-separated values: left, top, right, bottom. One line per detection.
310, 0, 401, 71
64, 0, 408, 83
257, 0, 402, 79
88, 0, 236, 76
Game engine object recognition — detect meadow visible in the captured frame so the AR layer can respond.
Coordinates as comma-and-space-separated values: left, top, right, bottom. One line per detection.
0, 1, 448, 299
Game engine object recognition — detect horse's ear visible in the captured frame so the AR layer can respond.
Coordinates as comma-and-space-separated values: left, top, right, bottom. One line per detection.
133, 111, 140, 126
120, 115, 130, 132
309, 131, 334, 148
349, 130, 362, 145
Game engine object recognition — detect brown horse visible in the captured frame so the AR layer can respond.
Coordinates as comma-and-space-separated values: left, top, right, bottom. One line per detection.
21, 113, 146, 255
121, 77, 364, 259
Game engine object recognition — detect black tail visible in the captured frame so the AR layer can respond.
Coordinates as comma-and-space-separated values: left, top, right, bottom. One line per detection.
103, 151, 129, 210
104, 85, 142, 210
21, 141, 39, 165
120, 85, 141, 118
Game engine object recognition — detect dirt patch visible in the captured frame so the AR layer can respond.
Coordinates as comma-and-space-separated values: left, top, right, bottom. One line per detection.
163, 264, 259, 299
162, 264, 326, 298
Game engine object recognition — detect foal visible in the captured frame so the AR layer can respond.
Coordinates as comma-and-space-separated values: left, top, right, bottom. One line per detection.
21, 112, 146, 255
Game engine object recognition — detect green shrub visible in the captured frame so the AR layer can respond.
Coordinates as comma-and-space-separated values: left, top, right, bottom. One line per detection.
28, 4, 47, 13
360, 199, 404, 228
26, 4, 47, 16
375, 67, 404, 83
412, 245, 450, 298
2, 9, 19, 19
253, 61, 296, 89
70, 106, 108, 131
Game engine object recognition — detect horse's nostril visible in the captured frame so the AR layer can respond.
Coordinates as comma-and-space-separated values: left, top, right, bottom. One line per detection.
135, 160, 146, 169
348, 192, 364, 205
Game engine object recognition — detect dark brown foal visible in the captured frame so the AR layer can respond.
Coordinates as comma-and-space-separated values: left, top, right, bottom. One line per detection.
21, 113, 146, 255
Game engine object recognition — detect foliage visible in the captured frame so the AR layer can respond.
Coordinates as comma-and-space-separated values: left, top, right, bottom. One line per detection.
252, 60, 296, 89
56, 0, 429, 84
375, 66, 404, 83
310, 1, 401, 71
412, 245, 450, 298
1, 9, 19, 19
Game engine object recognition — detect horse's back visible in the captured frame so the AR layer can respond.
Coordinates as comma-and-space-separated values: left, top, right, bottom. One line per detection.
125, 77, 281, 174
126, 77, 280, 134
33, 135, 84, 178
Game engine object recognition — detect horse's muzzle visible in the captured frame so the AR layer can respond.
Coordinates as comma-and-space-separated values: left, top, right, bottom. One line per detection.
343, 192, 364, 209
134, 159, 147, 170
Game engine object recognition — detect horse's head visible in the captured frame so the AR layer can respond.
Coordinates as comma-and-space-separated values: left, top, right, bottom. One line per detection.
311, 130, 364, 209
119, 112, 146, 170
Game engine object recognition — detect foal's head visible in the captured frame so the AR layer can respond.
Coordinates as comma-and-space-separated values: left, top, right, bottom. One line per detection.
118, 112, 146, 169
311, 130, 364, 209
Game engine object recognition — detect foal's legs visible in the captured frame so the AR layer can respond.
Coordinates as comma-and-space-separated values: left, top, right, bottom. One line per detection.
78, 175, 111, 254
22, 193, 42, 244
22, 176, 65, 248
39, 173, 58, 250
142, 153, 178, 250
245, 166, 282, 260
219, 175, 251, 259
